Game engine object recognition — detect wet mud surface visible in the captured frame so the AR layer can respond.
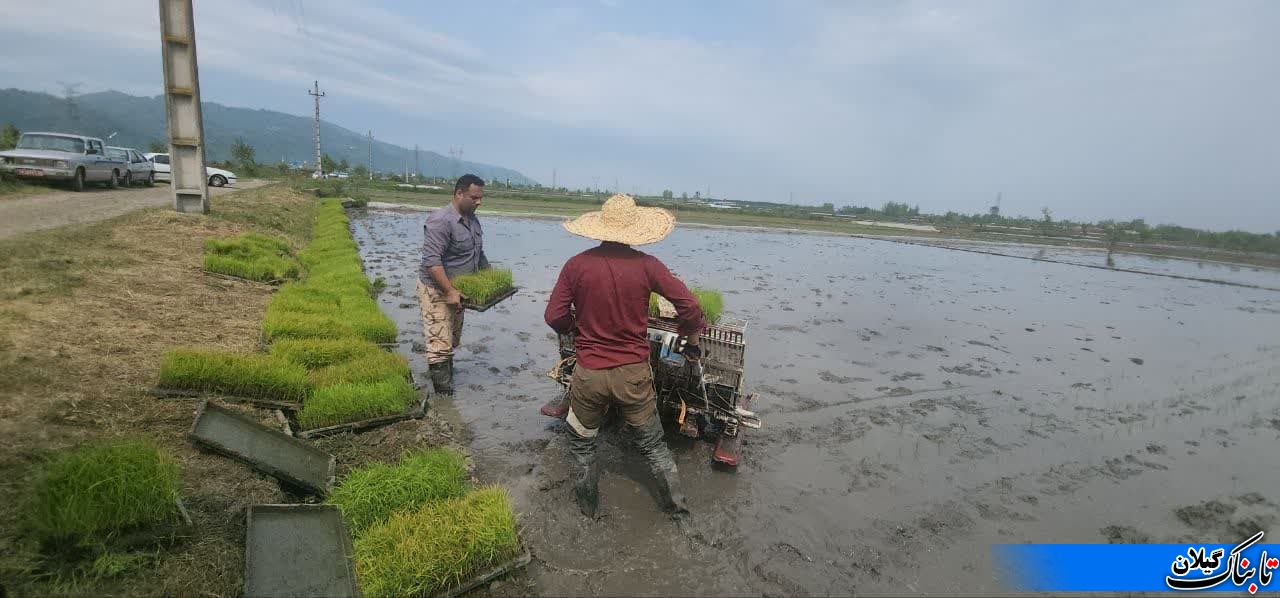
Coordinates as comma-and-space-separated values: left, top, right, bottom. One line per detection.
352, 209, 1280, 595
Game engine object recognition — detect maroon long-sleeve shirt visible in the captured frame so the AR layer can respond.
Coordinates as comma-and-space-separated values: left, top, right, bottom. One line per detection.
545, 242, 704, 370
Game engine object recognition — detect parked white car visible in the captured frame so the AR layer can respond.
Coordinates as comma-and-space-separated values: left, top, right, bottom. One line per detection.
144, 153, 238, 187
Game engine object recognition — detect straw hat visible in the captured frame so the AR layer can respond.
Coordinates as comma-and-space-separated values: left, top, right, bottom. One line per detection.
563, 194, 675, 246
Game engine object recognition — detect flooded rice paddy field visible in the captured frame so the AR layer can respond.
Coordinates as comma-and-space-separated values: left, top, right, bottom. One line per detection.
352, 209, 1280, 596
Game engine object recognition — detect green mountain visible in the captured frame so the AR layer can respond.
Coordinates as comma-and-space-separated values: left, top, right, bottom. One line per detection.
0, 88, 533, 183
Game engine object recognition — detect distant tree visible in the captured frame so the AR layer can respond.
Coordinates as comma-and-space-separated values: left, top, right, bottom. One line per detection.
1041, 206, 1053, 223
821, 202, 834, 213
148, 140, 166, 153
681, 192, 688, 200
352, 164, 369, 179
0, 123, 19, 150
662, 189, 673, 199
338, 158, 350, 171
321, 153, 337, 172
694, 191, 701, 200
230, 137, 256, 167
912, 204, 920, 216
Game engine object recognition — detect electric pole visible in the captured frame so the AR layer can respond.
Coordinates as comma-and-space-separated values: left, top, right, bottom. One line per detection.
414, 144, 420, 180
308, 80, 325, 178
552, 167, 556, 191
158, 0, 210, 213
367, 130, 373, 179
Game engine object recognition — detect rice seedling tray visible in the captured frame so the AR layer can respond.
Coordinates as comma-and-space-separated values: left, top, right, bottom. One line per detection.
461, 286, 518, 312
188, 400, 336, 496
149, 387, 300, 412
244, 504, 360, 598
434, 545, 532, 598
105, 495, 197, 552
294, 394, 428, 439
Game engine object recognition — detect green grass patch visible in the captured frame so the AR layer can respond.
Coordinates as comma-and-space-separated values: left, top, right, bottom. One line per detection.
309, 350, 410, 388
450, 268, 514, 305
27, 441, 180, 542
268, 338, 383, 369
327, 448, 469, 535
354, 486, 520, 597
157, 349, 310, 401
649, 287, 725, 324
298, 377, 418, 430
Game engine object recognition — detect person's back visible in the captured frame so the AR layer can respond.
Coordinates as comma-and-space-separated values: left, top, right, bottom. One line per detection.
549, 243, 703, 370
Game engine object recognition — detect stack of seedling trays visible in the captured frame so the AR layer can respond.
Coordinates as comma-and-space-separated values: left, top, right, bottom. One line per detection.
451, 267, 518, 312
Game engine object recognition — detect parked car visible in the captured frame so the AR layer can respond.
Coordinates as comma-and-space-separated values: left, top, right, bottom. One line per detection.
106, 146, 156, 187
144, 153, 238, 187
0, 132, 127, 191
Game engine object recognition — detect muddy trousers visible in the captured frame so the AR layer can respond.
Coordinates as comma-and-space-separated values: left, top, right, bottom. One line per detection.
567, 414, 690, 520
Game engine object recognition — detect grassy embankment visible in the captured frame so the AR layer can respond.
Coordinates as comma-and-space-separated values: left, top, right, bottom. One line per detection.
0, 183, 504, 595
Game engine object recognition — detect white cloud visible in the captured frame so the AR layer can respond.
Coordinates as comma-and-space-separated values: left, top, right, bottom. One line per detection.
1, 0, 1276, 229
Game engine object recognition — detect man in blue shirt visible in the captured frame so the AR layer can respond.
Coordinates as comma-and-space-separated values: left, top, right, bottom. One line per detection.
418, 174, 488, 395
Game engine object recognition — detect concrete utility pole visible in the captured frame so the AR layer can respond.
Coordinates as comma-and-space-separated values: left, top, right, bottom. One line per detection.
308, 81, 325, 178
158, 0, 209, 213
552, 167, 556, 190
366, 130, 373, 179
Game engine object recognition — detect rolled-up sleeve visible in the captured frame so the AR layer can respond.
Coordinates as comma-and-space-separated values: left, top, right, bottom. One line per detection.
647, 258, 704, 336
421, 216, 450, 269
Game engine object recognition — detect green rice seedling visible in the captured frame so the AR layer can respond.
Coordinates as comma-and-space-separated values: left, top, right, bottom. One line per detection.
298, 377, 418, 429
203, 254, 300, 282
354, 486, 520, 597
157, 349, 311, 400
204, 232, 292, 257
692, 288, 724, 324
344, 306, 398, 343
268, 338, 383, 369
450, 268, 514, 305
648, 288, 724, 324
327, 448, 469, 534
27, 441, 180, 542
309, 351, 410, 387
262, 310, 357, 342
203, 232, 300, 282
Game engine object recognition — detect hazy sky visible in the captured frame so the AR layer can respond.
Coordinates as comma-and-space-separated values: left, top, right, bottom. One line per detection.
3, 1, 1277, 231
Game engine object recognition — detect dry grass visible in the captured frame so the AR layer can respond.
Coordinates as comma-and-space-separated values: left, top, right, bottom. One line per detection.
0, 184, 316, 595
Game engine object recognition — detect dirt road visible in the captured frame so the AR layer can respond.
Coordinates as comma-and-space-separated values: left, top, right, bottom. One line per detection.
0, 179, 267, 239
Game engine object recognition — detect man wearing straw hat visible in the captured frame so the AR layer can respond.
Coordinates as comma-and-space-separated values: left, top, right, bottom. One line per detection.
545, 194, 705, 520
418, 174, 489, 396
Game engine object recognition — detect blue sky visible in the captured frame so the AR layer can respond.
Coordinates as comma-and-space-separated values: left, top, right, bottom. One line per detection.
2, 0, 1278, 232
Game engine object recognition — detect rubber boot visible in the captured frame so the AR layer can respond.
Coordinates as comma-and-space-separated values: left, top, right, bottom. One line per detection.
428, 359, 454, 396
632, 415, 691, 520
567, 430, 600, 518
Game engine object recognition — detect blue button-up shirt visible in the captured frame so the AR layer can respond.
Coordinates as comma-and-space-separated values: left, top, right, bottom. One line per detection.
419, 202, 488, 287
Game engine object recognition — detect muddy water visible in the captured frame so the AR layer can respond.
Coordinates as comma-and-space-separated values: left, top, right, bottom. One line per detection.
352, 208, 1280, 596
